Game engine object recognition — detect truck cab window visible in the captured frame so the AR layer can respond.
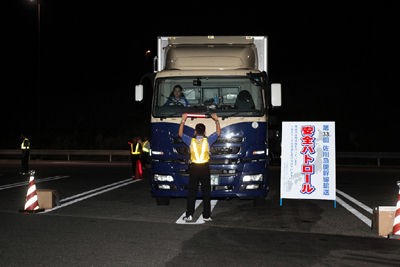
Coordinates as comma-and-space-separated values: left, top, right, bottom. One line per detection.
154, 77, 263, 117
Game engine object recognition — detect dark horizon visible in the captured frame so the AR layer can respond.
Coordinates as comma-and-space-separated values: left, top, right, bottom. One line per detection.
2, 1, 398, 152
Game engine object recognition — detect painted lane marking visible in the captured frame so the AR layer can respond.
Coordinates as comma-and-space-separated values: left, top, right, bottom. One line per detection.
43, 179, 141, 213
336, 196, 371, 227
176, 200, 218, 225
336, 189, 373, 214
0, 175, 70, 190
60, 179, 132, 203
197, 200, 218, 223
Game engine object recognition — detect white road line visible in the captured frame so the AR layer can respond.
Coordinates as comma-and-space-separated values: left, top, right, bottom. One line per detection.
43, 179, 142, 213
336, 189, 373, 214
336, 196, 371, 227
0, 175, 70, 190
60, 179, 132, 202
176, 200, 218, 225
197, 200, 218, 223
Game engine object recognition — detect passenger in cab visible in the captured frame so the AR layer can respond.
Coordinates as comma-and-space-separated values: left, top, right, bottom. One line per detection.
165, 85, 189, 107
234, 90, 255, 109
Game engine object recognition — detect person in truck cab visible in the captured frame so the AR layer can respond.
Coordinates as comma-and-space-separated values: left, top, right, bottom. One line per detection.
165, 85, 189, 107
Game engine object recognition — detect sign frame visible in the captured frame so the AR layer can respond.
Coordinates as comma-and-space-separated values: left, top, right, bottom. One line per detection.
280, 122, 336, 207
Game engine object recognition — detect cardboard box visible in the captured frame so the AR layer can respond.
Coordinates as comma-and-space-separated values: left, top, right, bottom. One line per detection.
372, 206, 396, 236
36, 189, 60, 209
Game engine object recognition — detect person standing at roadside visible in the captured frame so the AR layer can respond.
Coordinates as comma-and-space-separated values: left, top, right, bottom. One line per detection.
142, 135, 151, 169
20, 133, 30, 175
129, 137, 141, 178
178, 113, 221, 222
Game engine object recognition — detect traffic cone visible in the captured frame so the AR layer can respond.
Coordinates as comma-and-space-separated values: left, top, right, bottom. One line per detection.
388, 181, 400, 239
134, 160, 143, 179
19, 170, 44, 213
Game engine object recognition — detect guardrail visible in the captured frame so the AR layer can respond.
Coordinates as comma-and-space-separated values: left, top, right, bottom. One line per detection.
1, 150, 399, 166
0, 149, 129, 162
336, 152, 400, 167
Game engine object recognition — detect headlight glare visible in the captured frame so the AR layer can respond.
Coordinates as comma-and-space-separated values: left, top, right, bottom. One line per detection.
242, 174, 263, 182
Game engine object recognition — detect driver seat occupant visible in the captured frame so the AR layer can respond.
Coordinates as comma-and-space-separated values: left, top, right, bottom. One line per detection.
234, 90, 255, 109
165, 85, 189, 107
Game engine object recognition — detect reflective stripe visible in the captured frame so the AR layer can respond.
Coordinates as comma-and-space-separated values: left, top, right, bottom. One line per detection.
142, 141, 149, 152
21, 138, 30, 150
131, 143, 140, 155
191, 138, 209, 163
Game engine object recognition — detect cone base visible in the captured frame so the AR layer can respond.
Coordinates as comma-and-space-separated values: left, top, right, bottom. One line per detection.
19, 208, 45, 214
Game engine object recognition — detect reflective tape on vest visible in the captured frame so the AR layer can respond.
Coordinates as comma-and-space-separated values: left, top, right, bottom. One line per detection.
131, 143, 140, 155
21, 138, 30, 150
190, 138, 209, 163
142, 141, 149, 153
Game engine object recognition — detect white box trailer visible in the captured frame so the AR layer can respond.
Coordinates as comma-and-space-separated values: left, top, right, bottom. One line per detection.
156, 36, 268, 73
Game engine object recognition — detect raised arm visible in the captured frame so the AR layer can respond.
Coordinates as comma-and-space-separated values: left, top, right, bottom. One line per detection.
178, 113, 187, 138
211, 113, 221, 136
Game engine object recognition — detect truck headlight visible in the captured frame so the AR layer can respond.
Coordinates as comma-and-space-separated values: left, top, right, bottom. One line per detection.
153, 174, 174, 182
242, 174, 263, 182
253, 150, 266, 155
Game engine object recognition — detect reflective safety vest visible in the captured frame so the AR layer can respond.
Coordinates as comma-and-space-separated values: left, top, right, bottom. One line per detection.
190, 138, 209, 163
142, 141, 149, 153
21, 138, 30, 150
131, 143, 140, 155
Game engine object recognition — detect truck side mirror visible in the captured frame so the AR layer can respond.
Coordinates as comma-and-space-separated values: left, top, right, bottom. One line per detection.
135, 85, 143, 101
271, 83, 282, 107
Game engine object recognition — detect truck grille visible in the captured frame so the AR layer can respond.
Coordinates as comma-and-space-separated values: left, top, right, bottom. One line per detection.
211, 147, 240, 155
178, 169, 237, 176
172, 137, 243, 144
215, 137, 243, 143
181, 186, 235, 191
174, 146, 240, 155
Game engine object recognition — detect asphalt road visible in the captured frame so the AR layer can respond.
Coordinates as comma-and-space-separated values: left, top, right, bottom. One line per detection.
1, 160, 400, 266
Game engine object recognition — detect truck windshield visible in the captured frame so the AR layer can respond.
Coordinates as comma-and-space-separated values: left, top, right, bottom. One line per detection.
153, 77, 264, 118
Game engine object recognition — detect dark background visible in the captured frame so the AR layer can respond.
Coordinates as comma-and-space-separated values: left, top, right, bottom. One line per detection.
2, 1, 398, 151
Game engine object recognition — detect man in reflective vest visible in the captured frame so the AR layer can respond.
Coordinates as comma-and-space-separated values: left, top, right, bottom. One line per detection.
128, 136, 141, 178
141, 135, 151, 169
20, 133, 30, 175
178, 113, 221, 222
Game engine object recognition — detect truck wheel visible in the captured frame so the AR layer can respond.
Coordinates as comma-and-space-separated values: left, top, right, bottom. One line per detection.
156, 197, 170, 206
253, 196, 266, 206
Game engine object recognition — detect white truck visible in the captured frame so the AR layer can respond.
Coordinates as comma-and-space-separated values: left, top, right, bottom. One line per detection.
136, 36, 281, 205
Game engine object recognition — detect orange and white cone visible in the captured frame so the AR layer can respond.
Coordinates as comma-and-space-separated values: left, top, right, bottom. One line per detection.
134, 160, 143, 179
19, 170, 44, 213
389, 181, 400, 239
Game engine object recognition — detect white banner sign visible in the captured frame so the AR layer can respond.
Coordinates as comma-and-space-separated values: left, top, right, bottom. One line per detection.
280, 122, 336, 204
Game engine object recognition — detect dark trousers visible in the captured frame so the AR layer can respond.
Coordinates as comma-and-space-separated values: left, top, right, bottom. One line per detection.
142, 152, 150, 166
131, 155, 140, 174
186, 162, 211, 218
22, 150, 30, 173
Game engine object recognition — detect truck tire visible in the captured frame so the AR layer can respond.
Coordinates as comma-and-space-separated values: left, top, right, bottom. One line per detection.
253, 196, 266, 206
156, 197, 170, 206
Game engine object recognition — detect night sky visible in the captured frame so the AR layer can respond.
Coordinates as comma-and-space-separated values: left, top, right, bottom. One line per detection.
2, 1, 399, 152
